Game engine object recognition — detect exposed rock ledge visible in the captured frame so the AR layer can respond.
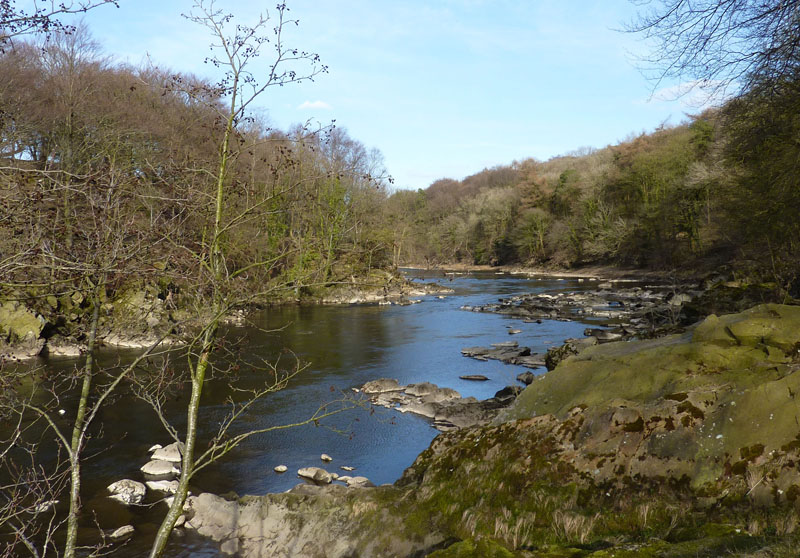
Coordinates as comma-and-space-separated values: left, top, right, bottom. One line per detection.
358, 378, 520, 431
182, 485, 448, 557
320, 273, 452, 305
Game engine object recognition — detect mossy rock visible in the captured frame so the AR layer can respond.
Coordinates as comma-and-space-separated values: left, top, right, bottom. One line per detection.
427, 539, 515, 557
499, 304, 800, 487
0, 301, 43, 342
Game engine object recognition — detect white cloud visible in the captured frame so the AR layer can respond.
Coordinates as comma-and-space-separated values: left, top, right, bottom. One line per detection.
297, 100, 332, 110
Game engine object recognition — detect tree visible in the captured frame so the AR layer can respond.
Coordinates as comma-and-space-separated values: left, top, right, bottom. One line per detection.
145, 3, 338, 556
627, 0, 800, 94
0, 1, 119, 51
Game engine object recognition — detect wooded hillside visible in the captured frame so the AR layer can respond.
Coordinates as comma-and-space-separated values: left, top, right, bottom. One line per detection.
0, 27, 393, 305
387, 94, 799, 296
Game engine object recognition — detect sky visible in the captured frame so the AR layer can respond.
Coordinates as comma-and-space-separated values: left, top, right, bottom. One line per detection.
60, 0, 718, 191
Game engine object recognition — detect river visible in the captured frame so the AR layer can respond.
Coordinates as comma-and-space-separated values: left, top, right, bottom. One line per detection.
15, 270, 620, 556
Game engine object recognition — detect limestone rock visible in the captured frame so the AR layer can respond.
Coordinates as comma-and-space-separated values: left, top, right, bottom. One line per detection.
516, 371, 536, 385
141, 459, 180, 479
0, 301, 44, 342
109, 525, 135, 541
145, 480, 179, 494
151, 441, 184, 463
297, 467, 333, 484
459, 375, 488, 381
345, 476, 375, 488
107, 479, 146, 506
361, 378, 405, 394
184, 493, 239, 551
405, 382, 438, 397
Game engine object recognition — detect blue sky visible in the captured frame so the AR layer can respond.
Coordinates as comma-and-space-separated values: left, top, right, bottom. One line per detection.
67, 0, 715, 191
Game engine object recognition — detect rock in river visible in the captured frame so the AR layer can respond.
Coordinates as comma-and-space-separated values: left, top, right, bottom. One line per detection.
297, 467, 333, 484
516, 371, 536, 385
107, 479, 146, 506
361, 378, 406, 394
146, 480, 179, 494
151, 441, 184, 463
109, 525, 135, 541
459, 375, 489, 381
141, 459, 180, 479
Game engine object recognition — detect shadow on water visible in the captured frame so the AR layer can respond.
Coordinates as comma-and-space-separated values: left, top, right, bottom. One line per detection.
3, 270, 622, 556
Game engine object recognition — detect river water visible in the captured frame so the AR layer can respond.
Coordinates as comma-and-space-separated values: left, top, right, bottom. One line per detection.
18, 270, 615, 556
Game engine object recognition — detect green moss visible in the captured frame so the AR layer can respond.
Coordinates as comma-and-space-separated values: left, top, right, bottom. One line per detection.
623, 417, 645, 432
676, 401, 705, 420
0, 300, 43, 341
426, 539, 515, 557
739, 444, 765, 461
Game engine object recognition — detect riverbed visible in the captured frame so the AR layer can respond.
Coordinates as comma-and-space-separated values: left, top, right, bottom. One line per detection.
18, 270, 631, 556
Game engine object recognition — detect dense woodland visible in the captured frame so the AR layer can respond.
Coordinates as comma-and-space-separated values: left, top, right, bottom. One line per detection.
0, 26, 393, 307
387, 87, 800, 296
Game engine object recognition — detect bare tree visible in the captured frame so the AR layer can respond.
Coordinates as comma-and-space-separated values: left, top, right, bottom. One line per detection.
626, 0, 800, 95
0, 1, 120, 51
144, 3, 342, 557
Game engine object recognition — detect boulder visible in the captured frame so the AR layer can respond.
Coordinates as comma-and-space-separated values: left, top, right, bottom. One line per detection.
108, 525, 135, 541
107, 479, 146, 506
152, 441, 184, 463
273, 465, 288, 473
320, 454, 333, 462
419, 387, 460, 404
145, 480, 179, 494
184, 493, 239, 550
361, 378, 405, 394
516, 371, 536, 385
405, 382, 438, 397
141, 459, 180, 479
345, 476, 375, 488
398, 401, 438, 418
459, 375, 489, 381
183, 486, 447, 558
297, 467, 333, 484
43, 340, 84, 357
0, 301, 44, 342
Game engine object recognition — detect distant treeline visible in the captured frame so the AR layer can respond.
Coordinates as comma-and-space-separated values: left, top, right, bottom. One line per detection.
386, 78, 800, 295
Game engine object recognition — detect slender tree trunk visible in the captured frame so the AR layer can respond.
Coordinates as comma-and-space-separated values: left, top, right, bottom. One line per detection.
63, 294, 99, 558
150, 86, 235, 558
148, 328, 214, 558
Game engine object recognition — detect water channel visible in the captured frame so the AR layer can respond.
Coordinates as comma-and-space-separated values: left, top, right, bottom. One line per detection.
19, 270, 621, 556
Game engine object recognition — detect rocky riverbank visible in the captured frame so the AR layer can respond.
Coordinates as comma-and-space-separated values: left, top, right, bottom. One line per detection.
176, 303, 800, 557
357, 378, 523, 431
0, 270, 449, 363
